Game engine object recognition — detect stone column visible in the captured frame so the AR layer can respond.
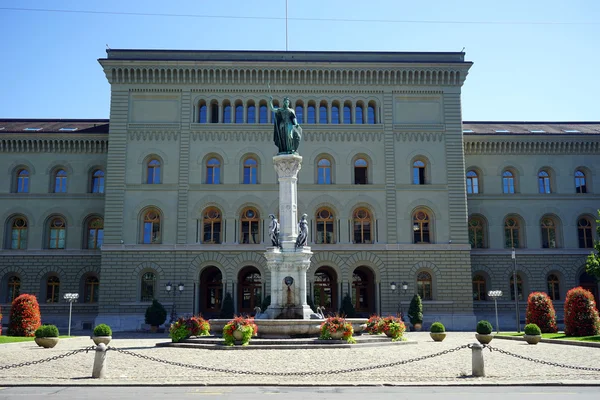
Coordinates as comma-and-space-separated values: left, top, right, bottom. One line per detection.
273, 154, 302, 243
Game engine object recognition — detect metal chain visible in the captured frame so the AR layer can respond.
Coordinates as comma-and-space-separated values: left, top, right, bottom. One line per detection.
486, 345, 600, 372
0, 346, 96, 371
107, 344, 471, 376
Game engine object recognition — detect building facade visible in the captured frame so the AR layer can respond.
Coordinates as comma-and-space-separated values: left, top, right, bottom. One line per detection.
0, 50, 598, 331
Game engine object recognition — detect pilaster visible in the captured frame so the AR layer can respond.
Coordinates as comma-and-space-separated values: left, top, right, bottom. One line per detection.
382, 90, 398, 243
177, 90, 192, 244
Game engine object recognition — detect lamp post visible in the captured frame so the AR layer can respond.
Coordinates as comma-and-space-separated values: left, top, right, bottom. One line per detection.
390, 281, 409, 321
63, 293, 79, 337
487, 290, 503, 334
511, 248, 521, 333
165, 282, 184, 324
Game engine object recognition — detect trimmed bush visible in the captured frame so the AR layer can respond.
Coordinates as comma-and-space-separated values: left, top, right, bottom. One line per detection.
408, 294, 423, 325
8, 294, 41, 337
525, 291, 558, 333
476, 320, 493, 335
35, 324, 59, 338
430, 322, 445, 333
93, 324, 112, 337
524, 323, 541, 336
339, 294, 356, 318
220, 292, 234, 319
564, 287, 600, 336
144, 299, 167, 327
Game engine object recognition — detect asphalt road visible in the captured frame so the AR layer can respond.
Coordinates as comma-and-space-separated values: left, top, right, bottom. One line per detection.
0, 386, 598, 400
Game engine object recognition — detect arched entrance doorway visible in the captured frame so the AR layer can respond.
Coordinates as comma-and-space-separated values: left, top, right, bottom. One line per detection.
238, 266, 262, 314
352, 266, 375, 316
580, 271, 599, 304
314, 266, 337, 313
199, 266, 222, 318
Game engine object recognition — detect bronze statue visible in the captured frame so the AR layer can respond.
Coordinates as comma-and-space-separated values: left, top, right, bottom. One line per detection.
268, 95, 302, 154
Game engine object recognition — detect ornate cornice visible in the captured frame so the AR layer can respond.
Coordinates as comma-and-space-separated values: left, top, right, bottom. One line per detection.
464, 139, 600, 155
395, 132, 444, 142
0, 135, 108, 153
129, 131, 178, 141
189, 126, 384, 143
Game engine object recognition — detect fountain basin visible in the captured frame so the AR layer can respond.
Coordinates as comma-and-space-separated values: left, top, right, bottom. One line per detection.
209, 318, 367, 338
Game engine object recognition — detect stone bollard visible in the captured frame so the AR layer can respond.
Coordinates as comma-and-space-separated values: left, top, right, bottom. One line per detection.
471, 342, 485, 377
92, 343, 107, 379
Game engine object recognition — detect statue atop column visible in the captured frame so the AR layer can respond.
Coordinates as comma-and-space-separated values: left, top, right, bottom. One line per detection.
268, 95, 302, 154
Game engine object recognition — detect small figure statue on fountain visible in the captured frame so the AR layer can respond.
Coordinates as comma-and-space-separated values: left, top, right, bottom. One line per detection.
295, 214, 308, 248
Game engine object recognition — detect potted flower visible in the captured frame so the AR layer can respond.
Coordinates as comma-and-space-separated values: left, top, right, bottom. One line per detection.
524, 323, 542, 345
223, 316, 258, 346
407, 294, 423, 331
378, 315, 406, 341
430, 321, 446, 342
92, 324, 112, 345
365, 315, 382, 335
319, 315, 356, 344
475, 320, 494, 344
34, 324, 60, 348
144, 299, 167, 332
170, 315, 211, 343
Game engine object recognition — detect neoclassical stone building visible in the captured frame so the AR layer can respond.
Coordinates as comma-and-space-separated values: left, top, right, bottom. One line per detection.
0, 49, 598, 331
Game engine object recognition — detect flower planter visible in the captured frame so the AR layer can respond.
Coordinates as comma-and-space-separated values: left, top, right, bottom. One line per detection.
524, 334, 542, 345
232, 330, 244, 341
430, 332, 446, 342
35, 337, 59, 348
412, 323, 422, 332
330, 331, 344, 340
92, 336, 112, 345
475, 333, 494, 344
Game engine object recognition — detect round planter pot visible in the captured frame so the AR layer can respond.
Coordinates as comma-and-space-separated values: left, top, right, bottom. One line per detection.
330, 331, 344, 340
475, 333, 494, 344
35, 337, 59, 348
524, 334, 542, 345
430, 332, 446, 342
412, 323, 422, 332
232, 330, 244, 341
92, 336, 112, 345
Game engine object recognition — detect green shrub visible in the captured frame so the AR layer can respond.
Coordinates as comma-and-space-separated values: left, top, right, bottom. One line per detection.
219, 292, 234, 319
144, 299, 167, 327
8, 294, 41, 337
339, 294, 356, 318
408, 294, 423, 325
524, 323, 541, 335
525, 292, 558, 333
93, 324, 112, 336
35, 324, 59, 338
564, 287, 600, 336
430, 322, 445, 333
476, 320, 493, 334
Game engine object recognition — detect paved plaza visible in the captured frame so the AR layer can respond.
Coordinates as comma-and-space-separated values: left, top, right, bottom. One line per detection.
0, 332, 599, 386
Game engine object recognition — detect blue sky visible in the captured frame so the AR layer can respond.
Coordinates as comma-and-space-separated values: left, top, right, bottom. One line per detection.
0, 0, 598, 121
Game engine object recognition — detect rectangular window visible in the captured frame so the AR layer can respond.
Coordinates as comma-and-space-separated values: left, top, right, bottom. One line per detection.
319, 106, 327, 123
307, 107, 316, 124
210, 105, 219, 123
503, 178, 515, 193
355, 168, 367, 184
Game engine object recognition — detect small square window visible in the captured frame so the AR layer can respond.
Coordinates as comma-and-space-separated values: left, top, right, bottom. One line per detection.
529, 130, 545, 133
563, 129, 581, 133
463, 129, 474, 133
59, 127, 78, 132
495, 130, 510, 133
24, 127, 42, 132
0, 127, 5, 130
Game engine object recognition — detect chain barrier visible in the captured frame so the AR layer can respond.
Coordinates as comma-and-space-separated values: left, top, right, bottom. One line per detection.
107, 344, 471, 376
486, 344, 600, 372
0, 346, 96, 371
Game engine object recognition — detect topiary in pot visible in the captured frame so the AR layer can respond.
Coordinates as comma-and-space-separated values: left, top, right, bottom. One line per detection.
8, 294, 41, 337
429, 321, 446, 342
339, 294, 356, 318
145, 299, 167, 332
34, 324, 60, 348
526, 292, 558, 333
564, 287, 600, 336
407, 294, 423, 331
92, 323, 113, 345
220, 292, 235, 319
475, 319, 494, 344
524, 323, 542, 344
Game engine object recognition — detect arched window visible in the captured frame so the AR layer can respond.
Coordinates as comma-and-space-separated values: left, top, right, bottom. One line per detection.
354, 158, 368, 184
538, 170, 551, 194
417, 271, 432, 300
247, 104, 256, 123
510, 274, 523, 301
202, 208, 222, 244
547, 274, 560, 300
352, 267, 374, 313
343, 105, 351, 124
46, 276, 60, 303
235, 104, 243, 123
142, 210, 161, 244
200, 267, 222, 314
48, 217, 66, 249
575, 170, 587, 193
16, 169, 29, 193
147, 159, 161, 184
472, 275, 486, 301
240, 208, 260, 244
466, 170, 479, 194
578, 216, 594, 248
353, 208, 372, 244
243, 158, 258, 184
295, 105, 304, 123
210, 101, 218, 123
367, 104, 376, 124
259, 105, 268, 123
223, 103, 232, 123
319, 104, 327, 123
87, 218, 104, 249
468, 217, 486, 248
140, 272, 156, 301
314, 267, 337, 311
206, 158, 221, 184
355, 103, 364, 124
10, 216, 28, 249
7, 276, 20, 303
307, 105, 316, 124
316, 208, 335, 244
503, 170, 515, 193
413, 211, 431, 244
413, 160, 425, 185
239, 267, 262, 312
54, 169, 67, 193
541, 217, 557, 248
317, 158, 332, 184
504, 217, 521, 248
84, 276, 99, 303
198, 103, 207, 123
331, 104, 339, 124
91, 170, 105, 193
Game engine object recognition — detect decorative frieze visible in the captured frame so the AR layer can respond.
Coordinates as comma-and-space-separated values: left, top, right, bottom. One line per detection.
129, 131, 178, 141
395, 132, 444, 142
0, 136, 108, 153
464, 139, 600, 155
